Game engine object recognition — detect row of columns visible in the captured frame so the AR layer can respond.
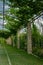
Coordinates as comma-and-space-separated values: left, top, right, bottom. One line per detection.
6, 22, 32, 54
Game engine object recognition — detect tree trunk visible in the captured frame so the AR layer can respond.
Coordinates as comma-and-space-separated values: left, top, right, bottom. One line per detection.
17, 29, 20, 49
27, 22, 32, 54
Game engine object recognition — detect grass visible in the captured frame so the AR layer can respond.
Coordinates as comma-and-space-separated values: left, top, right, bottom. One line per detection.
0, 43, 43, 65
0, 44, 9, 65
4, 44, 43, 65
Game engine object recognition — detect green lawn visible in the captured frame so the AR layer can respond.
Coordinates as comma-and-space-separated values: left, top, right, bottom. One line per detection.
0, 43, 43, 65
0, 44, 9, 65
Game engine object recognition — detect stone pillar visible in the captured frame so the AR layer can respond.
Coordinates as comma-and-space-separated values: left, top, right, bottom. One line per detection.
17, 29, 20, 49
11, 35, 16, 47
6, 37, 12, 45
27, 22, 32, 54
42, 25, 43, 34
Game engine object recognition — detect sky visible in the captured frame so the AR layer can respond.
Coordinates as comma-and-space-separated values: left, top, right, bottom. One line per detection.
0, 1, 3, 13
0, 0, 9, 29
0, 1, 3, 29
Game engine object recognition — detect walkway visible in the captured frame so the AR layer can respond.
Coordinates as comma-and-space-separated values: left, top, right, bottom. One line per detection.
0, 43, 43, 65
0, 44, 11, 65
